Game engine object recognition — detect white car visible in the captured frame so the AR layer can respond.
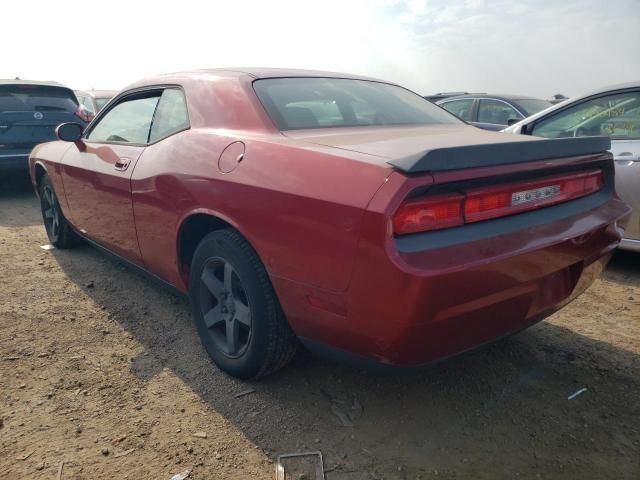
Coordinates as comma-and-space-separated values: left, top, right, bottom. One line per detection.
503, 82, 640, 252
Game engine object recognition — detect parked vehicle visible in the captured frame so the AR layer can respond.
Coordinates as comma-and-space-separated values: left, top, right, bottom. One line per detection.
437, 94, 552, 131
0, 80, 89, 175
75, 90, 118, 116
424, 92, 477, 103
548, 93, 569, 105
503, 82, 640, 252
29, 69, 630, 378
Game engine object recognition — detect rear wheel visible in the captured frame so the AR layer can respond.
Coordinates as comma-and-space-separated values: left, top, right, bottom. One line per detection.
39, 174, 79, 249
189, 229, 298, 378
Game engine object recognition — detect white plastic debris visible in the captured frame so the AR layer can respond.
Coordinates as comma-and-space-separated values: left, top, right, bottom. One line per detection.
170, 469, 191, 480
40, 244, 56, 250
567, 387, 588, 400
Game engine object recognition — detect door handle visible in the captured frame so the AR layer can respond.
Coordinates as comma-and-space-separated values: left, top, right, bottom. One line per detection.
615, 152, 640, 163
114, 157, 131, 171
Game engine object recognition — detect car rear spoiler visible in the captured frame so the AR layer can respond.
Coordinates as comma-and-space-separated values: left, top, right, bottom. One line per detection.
387, 136, 611, 173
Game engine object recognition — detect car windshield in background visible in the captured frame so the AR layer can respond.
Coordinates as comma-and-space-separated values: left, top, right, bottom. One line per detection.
95, 97, 111, 110
0, 85, 78, 112
515, 98, 553, 116
532, 91, 640, 139
253, 77, 462, 130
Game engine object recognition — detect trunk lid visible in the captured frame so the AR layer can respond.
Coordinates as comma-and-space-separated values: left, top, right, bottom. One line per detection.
284, 124, 610, 173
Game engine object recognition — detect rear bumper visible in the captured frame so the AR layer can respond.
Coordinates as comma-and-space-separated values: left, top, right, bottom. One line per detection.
274, 195, 631, 368
619, 237, 640, 252
0, 153, 30, 174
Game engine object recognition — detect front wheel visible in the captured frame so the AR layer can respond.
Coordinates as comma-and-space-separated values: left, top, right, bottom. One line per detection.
189, 229, 298, 379
39, 175, 79, 249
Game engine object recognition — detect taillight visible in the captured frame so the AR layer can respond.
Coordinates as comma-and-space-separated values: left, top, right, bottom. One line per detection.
75, 106, 95, 123
392, 193, 464, 235
393, 169, 604, 235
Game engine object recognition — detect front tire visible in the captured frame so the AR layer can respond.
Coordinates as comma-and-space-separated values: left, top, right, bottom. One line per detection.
189, 229, 298, 379
39, 175, 79, 249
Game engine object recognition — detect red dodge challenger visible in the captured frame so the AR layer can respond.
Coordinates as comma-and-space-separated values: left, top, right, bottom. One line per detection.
29, 68, 631, 378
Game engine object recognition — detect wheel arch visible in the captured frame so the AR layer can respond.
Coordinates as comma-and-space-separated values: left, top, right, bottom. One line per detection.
176, 209, 263, 289
33, 161, 49, 194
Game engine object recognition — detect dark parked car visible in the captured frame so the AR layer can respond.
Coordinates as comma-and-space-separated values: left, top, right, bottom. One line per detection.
75, 90, 118, 116
424, 92, 477, 103
437, 94, 552, 131
0, 80, 89, 175
29, 68, 629, 378
548, 93, 569, 105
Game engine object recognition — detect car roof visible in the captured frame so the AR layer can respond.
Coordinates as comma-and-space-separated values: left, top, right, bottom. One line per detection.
194, 67, 385, 81
573, 80, 640, 97
129, 67, 392, 89
438, 93, 542, 102
75, 89, 119, 98
0, 79, 71, 89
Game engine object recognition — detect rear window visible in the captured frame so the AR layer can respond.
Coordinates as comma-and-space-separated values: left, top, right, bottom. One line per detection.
0, 84, 78, 112
253, 77, 462, 130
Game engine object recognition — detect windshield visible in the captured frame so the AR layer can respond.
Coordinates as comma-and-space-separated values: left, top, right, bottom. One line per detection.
253, 77, 462, 130
515, 98, 553, 116
0, 84, 78, 112
531, 91, 640, 139
95, 97, 112, 110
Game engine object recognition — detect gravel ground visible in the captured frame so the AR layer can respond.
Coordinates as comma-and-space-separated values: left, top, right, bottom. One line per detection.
1, 177, 639, 480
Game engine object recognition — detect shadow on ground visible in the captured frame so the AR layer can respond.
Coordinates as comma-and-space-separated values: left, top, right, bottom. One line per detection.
0, 174, 39, 227
47, 241, 640, 479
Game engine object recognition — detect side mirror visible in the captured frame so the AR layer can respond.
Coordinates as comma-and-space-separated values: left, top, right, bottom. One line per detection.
56, 122, 83, 142
507, 117, 520, 126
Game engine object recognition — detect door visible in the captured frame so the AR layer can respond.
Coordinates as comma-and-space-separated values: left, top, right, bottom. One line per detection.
529, 89, 640, 242
438, 98, 474, 124
61, 89, 162, 264
475, 99, 523, 131
612, 138, 640, 242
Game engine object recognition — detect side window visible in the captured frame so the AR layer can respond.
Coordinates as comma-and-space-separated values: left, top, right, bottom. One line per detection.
440, 99, 474, 121
78, 95, 95, 114
531, 91, 640, 140
477, 99, 522, 125
87, 93, 161, 144
149, 89, 189, 142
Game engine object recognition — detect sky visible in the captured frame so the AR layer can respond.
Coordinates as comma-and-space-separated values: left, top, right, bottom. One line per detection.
3, 0, 639, 99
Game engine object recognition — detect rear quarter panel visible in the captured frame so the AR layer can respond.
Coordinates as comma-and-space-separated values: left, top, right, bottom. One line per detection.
130, 129, 390, 292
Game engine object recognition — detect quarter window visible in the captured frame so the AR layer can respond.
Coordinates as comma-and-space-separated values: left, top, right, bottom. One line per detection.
149, 89, 189, 142
477, 99, 522, 125
87, 92, 161, 144
531, 91, 640, 140
440, 99, 474, 122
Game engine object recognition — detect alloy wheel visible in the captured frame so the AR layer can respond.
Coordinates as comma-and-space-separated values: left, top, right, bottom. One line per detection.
42, 185, 61, 240
198, 257, 252, 357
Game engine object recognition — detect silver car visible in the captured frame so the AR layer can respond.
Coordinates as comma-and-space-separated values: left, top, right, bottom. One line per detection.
503, 82, 640, 252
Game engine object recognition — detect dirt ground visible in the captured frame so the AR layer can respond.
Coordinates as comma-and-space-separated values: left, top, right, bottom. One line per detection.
1, 177, 639, 480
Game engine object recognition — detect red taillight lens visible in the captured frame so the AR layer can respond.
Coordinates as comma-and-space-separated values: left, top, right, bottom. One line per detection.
464, 169, 603, 223
393, 169, 604, 235
392, 193, 464, 235
75, 106, 95, 123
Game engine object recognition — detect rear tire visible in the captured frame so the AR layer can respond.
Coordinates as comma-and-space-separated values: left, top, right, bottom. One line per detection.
189, 229, 298, 379
39, 174, 79, 249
